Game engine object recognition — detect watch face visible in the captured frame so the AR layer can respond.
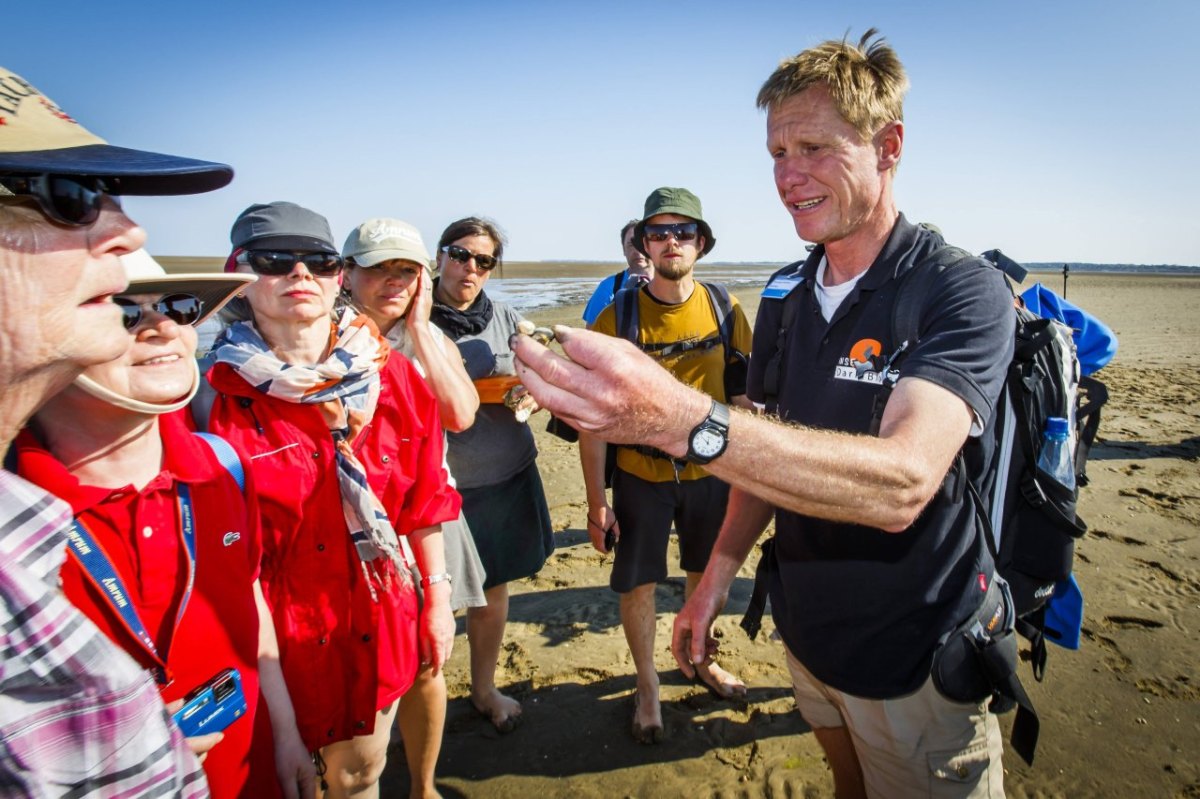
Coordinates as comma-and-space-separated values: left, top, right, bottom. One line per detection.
693, 428, 725, 458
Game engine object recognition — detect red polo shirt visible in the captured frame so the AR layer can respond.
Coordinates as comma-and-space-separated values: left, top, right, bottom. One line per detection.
16, 410, 281, 799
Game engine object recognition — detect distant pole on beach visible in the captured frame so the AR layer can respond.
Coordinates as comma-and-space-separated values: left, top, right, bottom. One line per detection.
1063, 263, 1069, 298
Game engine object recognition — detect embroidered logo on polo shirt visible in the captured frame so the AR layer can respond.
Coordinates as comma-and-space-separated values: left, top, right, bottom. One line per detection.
834, 338, 897, 385
223, 531, 242, 547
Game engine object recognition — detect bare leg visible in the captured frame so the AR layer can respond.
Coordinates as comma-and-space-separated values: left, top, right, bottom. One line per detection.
813, 726, 867, 799
684, 572, 747, 699
620, 581, 662, 741
318, 701, 399, 799
395, 666, 444, 799
466, 583, 521, 732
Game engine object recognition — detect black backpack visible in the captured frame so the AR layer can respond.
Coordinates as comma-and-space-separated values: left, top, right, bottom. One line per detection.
887, 247, 1107, 662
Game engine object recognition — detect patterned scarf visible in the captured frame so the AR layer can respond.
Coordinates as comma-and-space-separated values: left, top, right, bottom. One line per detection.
212, 308, 407, 600
429, 278, 494, 340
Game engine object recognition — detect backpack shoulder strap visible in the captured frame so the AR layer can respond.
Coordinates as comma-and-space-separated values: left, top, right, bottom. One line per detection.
192, 431, 245, 494
612, 269, 626, 294
891, 245, 977, 351
700, 281, 735, 353
614, 284, 641, 345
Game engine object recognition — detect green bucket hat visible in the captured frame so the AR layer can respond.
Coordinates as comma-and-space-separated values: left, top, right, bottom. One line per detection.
633, 186, 716, 257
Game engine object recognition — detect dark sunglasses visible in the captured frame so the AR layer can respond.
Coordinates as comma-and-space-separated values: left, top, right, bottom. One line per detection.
643, 222, 699, 243
241, 249, 344, 277
0, 173, 114, 227
114, 293, 204, 330
440, 244, 498, 271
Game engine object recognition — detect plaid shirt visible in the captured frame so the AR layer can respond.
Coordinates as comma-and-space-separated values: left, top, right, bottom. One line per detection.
0, 470, 209, 798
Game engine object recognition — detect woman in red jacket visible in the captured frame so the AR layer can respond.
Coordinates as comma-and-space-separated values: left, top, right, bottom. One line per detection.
207, 202, 460, 799
15, 249, 314, 799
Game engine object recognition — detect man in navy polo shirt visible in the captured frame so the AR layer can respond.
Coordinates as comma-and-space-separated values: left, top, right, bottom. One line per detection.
513, 30, 1015, 797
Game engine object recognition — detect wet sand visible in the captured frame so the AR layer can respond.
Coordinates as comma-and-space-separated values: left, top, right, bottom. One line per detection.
373, 269, 1200, 798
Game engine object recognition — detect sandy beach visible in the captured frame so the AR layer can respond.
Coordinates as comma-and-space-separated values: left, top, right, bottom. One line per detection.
359, 268, 1200, 798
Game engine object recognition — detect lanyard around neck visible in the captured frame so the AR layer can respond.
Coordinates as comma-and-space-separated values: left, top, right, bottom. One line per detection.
63, 484, 197, 685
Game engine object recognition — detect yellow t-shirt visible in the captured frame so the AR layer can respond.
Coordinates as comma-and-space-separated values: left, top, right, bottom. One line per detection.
592, 283, 752, 483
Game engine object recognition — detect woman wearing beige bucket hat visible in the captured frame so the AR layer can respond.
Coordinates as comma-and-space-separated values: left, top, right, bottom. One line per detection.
12, 250, 317, 798
342, 217, 487, 797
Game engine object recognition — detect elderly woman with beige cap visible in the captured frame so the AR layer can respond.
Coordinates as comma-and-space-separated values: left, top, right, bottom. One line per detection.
342, 217, 486, 798
12, 250, 314, 799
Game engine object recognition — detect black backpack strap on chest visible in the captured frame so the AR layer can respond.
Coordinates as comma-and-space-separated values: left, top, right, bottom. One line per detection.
613, 282, 642, 346
615, 281, 735, 356
760, 276, 806, 413
611, 269, 627, 295
864, 246, 976, 436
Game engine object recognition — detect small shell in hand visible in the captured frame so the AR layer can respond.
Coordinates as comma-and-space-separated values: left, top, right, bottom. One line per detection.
516, 319, 555, 345
503, 384, 533, 424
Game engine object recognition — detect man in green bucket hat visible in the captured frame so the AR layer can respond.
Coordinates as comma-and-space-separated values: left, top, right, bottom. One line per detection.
578, 186, 753, 744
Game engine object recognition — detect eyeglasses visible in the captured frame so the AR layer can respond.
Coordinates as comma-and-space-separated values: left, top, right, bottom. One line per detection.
440, 244, 498, 271
114, 293, 204, 330
0, 174, 114, 227
643, 222, 699, 243
241, 249, 344, 277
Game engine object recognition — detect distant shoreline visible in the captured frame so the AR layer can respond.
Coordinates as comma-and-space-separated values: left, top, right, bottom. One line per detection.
157, 255, 1200, 279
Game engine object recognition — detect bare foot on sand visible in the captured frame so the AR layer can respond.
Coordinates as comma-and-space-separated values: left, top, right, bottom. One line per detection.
470, 688, 522, 734
694, 659, 747, 700
630, 688, 663, 744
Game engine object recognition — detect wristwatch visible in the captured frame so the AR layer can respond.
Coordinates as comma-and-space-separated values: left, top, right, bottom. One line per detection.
684, 400, 730, 465
420, 572, 453, 589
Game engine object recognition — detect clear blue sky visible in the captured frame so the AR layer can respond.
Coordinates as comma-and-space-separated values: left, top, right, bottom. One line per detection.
8, 0, 1197, 265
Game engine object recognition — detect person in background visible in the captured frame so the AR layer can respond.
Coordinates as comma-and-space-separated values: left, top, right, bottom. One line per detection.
581, 218, 654, 325
342, 217, 486, 798
14, 250, 314, 798
580, 188, 753, 744
430, 216, 554, 733
208, 201, 461, 799
0, 64, 230, 797
512, 30, 1015, 798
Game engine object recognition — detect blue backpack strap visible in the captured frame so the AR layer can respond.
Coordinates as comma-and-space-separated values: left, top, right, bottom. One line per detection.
192, 431, 245, 494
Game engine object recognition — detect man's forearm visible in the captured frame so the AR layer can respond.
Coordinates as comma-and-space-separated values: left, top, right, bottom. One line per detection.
702, 487, 775, 594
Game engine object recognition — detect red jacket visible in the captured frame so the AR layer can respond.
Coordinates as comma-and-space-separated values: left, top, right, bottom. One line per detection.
206, 354, 460, 750
16, 410, 281, 799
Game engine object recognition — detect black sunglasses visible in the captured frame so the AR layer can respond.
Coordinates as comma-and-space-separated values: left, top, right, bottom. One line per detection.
0, 173, 114, 227
440, 244, 498, 271
643, 222, 699, 243
241, 249, 344, 277
114, 293, 204, 330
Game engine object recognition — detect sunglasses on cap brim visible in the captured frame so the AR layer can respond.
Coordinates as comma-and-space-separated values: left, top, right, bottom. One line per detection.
238, 249, 344, 276
114, 293, 204, 330
0, 173, 116, 227
643, 222, 699, 243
